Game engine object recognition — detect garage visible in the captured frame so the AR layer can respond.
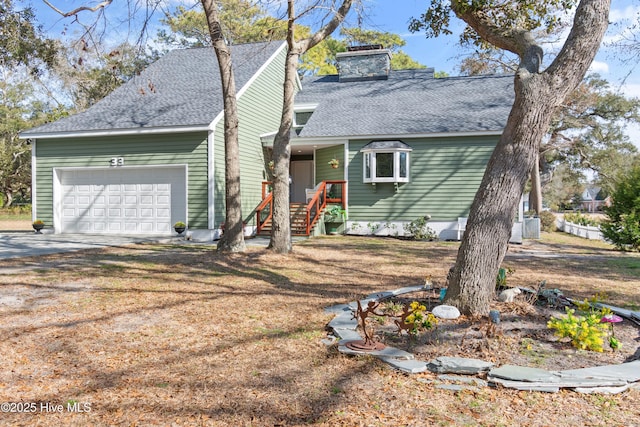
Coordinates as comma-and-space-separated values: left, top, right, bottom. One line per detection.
54, 166, 187, 235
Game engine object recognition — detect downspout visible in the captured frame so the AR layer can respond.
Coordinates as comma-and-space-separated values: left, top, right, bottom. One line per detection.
207, 126, 217, 231
208, 106, 225, 232
343, 141, 349, 214
30, 139, 37, 223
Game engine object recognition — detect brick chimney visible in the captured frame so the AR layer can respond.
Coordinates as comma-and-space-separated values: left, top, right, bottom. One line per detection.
336, 45, 391, 83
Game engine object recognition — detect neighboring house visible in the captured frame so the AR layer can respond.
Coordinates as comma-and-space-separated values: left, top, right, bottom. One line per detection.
580, 186, 610, 212
22, 42, 522, 242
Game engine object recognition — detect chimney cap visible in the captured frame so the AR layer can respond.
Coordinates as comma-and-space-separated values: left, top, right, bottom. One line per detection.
346, 44, 384, 52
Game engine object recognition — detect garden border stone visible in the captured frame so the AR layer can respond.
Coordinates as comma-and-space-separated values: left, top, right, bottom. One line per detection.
326, 286, 640, 395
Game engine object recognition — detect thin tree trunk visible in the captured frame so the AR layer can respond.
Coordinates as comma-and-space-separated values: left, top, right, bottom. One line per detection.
201, 0, 245, 252
268, 52, 299, 253
529, 151, 543, 214
215, 42, 245, 252
267, 0, 353, 253
215, 42, 246, 252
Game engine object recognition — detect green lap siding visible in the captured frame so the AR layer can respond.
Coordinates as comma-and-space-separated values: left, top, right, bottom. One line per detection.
213, 47, 287, 227
315, 146, 345, 183
347, 136, 498, 221
34, 132, 208, 227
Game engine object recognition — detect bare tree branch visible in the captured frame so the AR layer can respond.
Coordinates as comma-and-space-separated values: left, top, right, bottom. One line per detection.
294, 0, 354, 53
42, 0, 113, 17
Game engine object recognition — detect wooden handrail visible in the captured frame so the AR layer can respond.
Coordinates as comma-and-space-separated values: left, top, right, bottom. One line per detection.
262, 181, 272, 199
255, 180, 346, 236
304, 182, 326, 235
304, 180, 347, 235
255, 191, 273, 235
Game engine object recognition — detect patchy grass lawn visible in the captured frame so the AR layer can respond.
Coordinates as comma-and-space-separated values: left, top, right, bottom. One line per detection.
0, 234, 639, 426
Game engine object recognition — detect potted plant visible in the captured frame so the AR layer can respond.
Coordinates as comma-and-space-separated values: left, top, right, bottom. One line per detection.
173, 221, 186, 235
32, 219, 45, 233
324, 205, 346, 235
328, 158, 340, 169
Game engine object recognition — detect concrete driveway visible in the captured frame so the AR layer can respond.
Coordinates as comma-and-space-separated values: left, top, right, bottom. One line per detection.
0, 232, 171, 260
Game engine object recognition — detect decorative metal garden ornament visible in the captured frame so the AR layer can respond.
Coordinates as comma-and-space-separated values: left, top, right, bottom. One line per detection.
346, 300, 386, 351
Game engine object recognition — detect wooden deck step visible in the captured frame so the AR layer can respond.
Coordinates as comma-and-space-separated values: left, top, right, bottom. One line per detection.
257, 203, 319, 236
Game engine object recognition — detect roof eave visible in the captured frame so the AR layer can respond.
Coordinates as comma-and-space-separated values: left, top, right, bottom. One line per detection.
293, 129, 504, 143
19, 125, 210, 140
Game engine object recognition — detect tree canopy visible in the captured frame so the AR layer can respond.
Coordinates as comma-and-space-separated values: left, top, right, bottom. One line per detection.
410, 0, 577, 49
0, 0, 65, 206
545, 74, 640, 195
157, 3, 428, 75
0, 0, 57, 74
601, 163, 640, 251
158, 1, 288, 47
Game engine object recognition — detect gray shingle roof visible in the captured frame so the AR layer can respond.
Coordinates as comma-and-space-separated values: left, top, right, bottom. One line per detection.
22, 41, 285, 137
295, 70, 514, 138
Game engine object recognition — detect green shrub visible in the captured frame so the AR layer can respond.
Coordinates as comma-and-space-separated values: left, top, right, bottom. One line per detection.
0, 204, 31, 216
547, 308, 608, 352
325, 205, 346, 222
403, 216, 437, 240
538, 211, 557, 232
601, 166, 640, 251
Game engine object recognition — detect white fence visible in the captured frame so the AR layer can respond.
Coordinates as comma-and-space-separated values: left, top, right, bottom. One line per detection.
559, 219, 604, 241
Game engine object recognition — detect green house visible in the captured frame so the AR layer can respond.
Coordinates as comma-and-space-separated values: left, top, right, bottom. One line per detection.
276, 47, 522, 241
21, 42, 522, 242
21, 41, 288, 241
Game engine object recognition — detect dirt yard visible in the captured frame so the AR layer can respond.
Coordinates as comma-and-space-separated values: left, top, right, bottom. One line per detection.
0, 219, 31, 232
0, 233, 639, 426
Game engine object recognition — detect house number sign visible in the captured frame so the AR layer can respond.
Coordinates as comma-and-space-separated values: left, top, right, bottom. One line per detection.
110, 157, 125, 167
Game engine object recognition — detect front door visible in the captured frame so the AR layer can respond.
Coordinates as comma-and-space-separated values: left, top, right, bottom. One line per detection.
290, 160, 314, 203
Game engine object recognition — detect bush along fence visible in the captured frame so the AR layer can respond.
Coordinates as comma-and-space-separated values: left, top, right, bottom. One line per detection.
559, 213, 604, 241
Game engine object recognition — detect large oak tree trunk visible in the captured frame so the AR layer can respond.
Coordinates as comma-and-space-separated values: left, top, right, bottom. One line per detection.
446, 75, 557, 314
445, 0, 610, 315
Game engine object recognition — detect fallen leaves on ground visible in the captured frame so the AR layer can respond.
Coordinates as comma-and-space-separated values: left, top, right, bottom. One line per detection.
0, 234, 639, 426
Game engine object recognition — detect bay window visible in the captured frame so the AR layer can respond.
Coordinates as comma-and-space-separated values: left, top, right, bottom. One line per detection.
361, 140, 412, 183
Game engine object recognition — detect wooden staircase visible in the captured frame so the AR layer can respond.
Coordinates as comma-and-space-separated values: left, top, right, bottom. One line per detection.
255, 180, 346, 237
257, 203, 318, 236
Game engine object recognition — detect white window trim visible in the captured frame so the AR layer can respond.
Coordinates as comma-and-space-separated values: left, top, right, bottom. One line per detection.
293, 104, 318, 129
362, 149, 411, 183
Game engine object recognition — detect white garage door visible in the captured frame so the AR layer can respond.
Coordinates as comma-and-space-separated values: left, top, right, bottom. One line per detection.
57, 167, 187, 235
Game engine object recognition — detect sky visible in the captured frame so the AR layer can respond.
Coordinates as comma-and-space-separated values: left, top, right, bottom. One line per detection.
19, 0, 640, 143
365, 0, 640, 146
